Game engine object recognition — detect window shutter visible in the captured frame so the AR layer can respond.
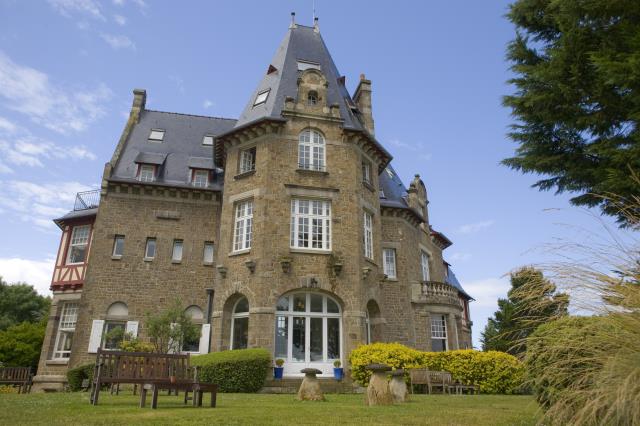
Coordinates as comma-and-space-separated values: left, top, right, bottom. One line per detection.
88, 320, 104, 353
199, 324, 211, 354
167, 322, 177, 353
125, 321, 139, 338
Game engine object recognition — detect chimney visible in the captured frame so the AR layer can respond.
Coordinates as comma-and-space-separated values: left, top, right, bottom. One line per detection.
353, 74, 374, 135
290, 12, 297, 29
131, 88, 146, 123
313, 16, 319, 33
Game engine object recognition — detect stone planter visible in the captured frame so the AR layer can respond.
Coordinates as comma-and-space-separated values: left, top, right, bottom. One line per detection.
365, 363, 393, 406
297, 368, 325, 401
389, 369, 408, 403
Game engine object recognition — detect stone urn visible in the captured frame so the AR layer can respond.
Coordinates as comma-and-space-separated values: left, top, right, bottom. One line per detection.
365, 363, 393, 406
297, 368, 325, 401
389, 369, 408, 403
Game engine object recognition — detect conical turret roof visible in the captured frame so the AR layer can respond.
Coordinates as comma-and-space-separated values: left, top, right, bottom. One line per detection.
234, 24, 365, 131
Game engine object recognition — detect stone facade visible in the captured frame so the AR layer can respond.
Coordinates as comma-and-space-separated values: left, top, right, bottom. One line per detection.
34, 22, 472, 390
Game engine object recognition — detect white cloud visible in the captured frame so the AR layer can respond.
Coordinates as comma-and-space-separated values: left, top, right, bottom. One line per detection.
47, 0, 105, 21
113, 14, 127, 26
169, 75, 185, 94
0, 257, 55, 295
463, 276, 511, 348
203, 99, 214, 109
456, 220, 495, 235
113, 0, 147, 8
100, 33, 136, 50
0, 116, 17, 133
0, 51, 112, 133
0, 180, 95, 229
449, 252, 472, 262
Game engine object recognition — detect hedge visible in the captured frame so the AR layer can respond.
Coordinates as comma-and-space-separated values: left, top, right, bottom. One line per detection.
349, 343, 525, 394
66, 363, 94, 392
191, 348, 271, 393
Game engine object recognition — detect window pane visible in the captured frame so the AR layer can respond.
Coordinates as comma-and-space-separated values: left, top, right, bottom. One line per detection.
292, 317, 305, 361
235, 297, 249, 313
276, 296, 289, 312
113, 236, 124, 256
203, 242, 214, 263
183, 324, 201, 352
172, 240, 183, 261
293, 294, 306, 312
149, 129, 164, 141
310, 294, 323, 313
145, 238, 156, 258
327, 318, 340, 359
310, 317, 323, 362
326, 298, 339, 313
432, 338, 446, 352
202, 135, 214, 146
103, 322, 125, 349
232, 317, 248, 349
275, 315, 288, 358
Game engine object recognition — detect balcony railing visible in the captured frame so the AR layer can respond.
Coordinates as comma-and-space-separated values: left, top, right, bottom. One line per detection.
74, 190, 100, 211
412, 280, 461, 306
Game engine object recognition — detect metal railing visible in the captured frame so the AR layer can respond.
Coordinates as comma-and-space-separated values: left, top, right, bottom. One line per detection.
74, 190, 100, 211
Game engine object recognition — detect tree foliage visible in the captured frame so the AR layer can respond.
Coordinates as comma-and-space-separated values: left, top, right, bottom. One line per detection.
503, 0, 640, 225
0, 321, 46, 370
144, 300, 199, 354
0, 277, 50, 330
481, 267, 568, 355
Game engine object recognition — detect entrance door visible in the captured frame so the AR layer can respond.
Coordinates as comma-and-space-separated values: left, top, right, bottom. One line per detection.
275, 292, 342, 376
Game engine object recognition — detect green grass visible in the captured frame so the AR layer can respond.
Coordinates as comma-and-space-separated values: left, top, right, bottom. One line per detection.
0, 392, 540, 425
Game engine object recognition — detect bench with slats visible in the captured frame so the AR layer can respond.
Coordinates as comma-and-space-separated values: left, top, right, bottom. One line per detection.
0, 367, 33, 394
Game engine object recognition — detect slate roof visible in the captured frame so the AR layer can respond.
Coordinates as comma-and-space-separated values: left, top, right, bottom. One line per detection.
234, 24, 365, 131
379, 164, 409, 209
53, 208, 98, 229
445, 265, 473, 300
110, 110, 236, 189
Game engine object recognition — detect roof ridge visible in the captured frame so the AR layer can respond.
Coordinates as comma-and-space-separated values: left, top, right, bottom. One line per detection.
144, 109, 237, 121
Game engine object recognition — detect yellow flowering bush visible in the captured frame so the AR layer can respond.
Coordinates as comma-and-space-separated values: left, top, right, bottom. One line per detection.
349, 343, 525, 394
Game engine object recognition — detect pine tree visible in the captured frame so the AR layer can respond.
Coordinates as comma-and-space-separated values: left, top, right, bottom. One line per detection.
503, 0, 640, 226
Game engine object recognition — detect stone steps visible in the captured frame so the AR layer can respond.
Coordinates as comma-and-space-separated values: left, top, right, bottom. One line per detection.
259, 377, 364, 394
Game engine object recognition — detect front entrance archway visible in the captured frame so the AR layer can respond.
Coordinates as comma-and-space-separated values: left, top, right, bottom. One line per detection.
275, 291, 342, 376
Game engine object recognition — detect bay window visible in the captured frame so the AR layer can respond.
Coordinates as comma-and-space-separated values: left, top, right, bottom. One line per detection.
67, 225, 90, 264
52, 302, 78, 359
290, 199, 331, 250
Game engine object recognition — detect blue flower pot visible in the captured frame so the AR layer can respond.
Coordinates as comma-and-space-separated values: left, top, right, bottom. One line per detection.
333, 367, 344, 380
274, 366, 284, 379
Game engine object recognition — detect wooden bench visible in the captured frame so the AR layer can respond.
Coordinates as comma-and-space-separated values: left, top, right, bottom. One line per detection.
90, 349, 217, 408
0, 367, 33, 394
409, 369, 454, 394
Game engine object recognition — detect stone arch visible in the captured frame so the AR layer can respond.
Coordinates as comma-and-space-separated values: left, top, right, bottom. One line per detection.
366, 299, 384, 343
221, 293, 249, 351
297, 68, 328, 110
106, 301, 128, 319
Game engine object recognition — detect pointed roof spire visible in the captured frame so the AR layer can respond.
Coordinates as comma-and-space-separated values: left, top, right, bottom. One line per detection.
233, 23, 365, 132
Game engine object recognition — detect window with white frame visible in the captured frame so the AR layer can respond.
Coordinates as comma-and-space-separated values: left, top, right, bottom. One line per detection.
182, 306, 203, 353
202, 135, 214, 146
112, 235, 125, 257
253, 89, 270, 106
145, 238, 156, 259
148, 129, 165, 142
307, 91, 318, 106
363, 211, 373, 259
431, 314, 447, 352
231, 297, 249, 350
203, 242, 214, 264
66, 225, 90, 264
138, 164, 155, 182
172, 239, 183, 262
362, 160, 372, 184
383, 248, 396, 279
52, 302, 78, 359
290, 199, 331, 250
233, 200, 253, 252
421, 251, 430, 281
239, 147, 256, 174
298, 129, 325, 171
192, 169, 209, 188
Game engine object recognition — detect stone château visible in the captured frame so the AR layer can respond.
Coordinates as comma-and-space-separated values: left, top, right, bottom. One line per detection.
33, 18, 473, 391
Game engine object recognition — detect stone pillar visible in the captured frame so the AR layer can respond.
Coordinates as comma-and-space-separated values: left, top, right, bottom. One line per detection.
389, 369, 408, 403
248, 308, 275, 349
365, 364, 393, 406
297, 368, 325, 401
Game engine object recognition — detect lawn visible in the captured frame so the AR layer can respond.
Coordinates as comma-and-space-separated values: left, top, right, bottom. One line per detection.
0, 392, 539, 425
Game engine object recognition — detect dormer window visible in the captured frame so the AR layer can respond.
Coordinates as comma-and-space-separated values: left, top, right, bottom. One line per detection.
137, 164, 155, 182
253, 89, 270, 107
202, 135, 214, 146
307, 91, 318, 106
148, 129, 165, 142
192, 169, 209, 188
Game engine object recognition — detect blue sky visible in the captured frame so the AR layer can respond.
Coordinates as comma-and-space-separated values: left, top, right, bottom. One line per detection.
0, 0, 616, 348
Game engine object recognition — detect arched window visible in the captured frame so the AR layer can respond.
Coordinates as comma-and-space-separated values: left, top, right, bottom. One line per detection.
307, 91, 318, 106
103, 302, 128, 350
275, 292, 341, 375
231, 297, 249, 349
298, 129, 325, 172
183, 306, 203, 353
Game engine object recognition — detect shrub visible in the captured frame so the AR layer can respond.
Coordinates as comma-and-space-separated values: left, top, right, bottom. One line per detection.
119, 338, 155, 353
0, 321, 45, 370
349, 343, 525, 394
66, 363, 94, 392
192, 348, 271, 393
0, 385, 18, 394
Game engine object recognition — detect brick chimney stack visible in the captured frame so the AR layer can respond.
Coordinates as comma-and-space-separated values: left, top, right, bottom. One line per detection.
131, 88, 146, 123
353, 74, 374, 135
